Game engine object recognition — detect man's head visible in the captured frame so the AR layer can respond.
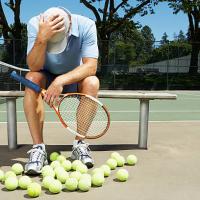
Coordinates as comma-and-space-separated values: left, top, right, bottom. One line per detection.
43, 7, 71, 54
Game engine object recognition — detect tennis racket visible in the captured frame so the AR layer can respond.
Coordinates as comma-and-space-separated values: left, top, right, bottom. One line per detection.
10, 71, 110, 139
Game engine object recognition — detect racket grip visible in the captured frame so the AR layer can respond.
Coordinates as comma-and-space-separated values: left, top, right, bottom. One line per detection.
10, 71, 41, 93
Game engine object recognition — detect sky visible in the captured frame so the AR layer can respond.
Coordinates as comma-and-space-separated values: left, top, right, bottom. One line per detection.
2, 0, 188, 41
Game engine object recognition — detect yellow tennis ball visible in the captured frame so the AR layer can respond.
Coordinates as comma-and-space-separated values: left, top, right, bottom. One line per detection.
18, 176, 32, 189
80, 174, 92, 182
56, 155, 66, 163
115, 156, 126, 167
92, 168, 104, 176
49, 179, 62, 194
116, 169, 129, 182
50, 160, 61, 169
92, 173, 105, 187
61, 160, 72, 171
111, 152, 121, 160
0, 169, 5, 182
70, 171, 82, 181
100, 165, 111, 177
76, 164, 88, 174
42, 176, 55, 189
5, 171, 16, 180
106, 158, 117, 170
27, 182, 41, 198
54, 166, 65, 177
65, 178, 78, 191
71, 160, 82, 171
42, 167, 55, 177
5, 176, 18, 190
49, 152, 60, 162
78, 178, 91, 192
56, 171, 69, 184
42, 165, 53, 172
127, 154, 138, 165
11, 163, 24, 175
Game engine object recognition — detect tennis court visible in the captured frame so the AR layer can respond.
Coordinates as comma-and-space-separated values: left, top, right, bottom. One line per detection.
0, 90, 200, 199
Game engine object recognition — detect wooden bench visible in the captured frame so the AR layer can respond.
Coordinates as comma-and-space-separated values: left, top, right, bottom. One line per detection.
0, 90, 177, 150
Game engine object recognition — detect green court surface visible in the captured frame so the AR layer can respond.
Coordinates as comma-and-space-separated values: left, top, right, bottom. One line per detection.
0, 91, 200, 122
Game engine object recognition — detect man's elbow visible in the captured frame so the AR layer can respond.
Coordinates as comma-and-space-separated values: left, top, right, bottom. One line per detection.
26, 57, 42, 72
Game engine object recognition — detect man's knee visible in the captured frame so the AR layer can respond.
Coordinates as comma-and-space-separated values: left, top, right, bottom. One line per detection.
25, 71, 45, 86
80, 76, 99, 91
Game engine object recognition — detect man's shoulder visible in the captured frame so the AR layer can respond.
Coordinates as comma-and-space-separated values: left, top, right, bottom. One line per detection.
27, 15, 40, 30
73, 14, 95, 26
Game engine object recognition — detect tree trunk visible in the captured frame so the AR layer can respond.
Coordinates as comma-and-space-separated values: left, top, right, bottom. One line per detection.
189, 42, 199, 74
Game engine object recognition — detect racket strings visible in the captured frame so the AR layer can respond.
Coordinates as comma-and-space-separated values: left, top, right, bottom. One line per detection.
58, 95, 109, 137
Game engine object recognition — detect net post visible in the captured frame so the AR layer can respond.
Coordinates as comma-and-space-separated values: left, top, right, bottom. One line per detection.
6, 97, 18, 149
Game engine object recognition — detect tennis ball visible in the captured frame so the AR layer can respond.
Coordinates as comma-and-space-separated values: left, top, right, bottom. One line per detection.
18, 176, 32, 189
61, 160, 72, 171
56, 171, 69, 184
5, 176, 18, 190
115, 156, 126, 167
76, 164, 88, 174
92, 168, 104, 176
106, 158, 117, 170
56, 155, 66, 163
80, 174, 92, 182
11, 163, 24, 175
65, 177, 78, 191
50, 160, 61, 169
100, 165, 111, 177
116, 169, 129, 182
49, 152, 60, 162
70, 171, 82, 181
127, 154, 138, 165
92, 173, 105, 187
27, 182, 41, 198
42, 165, 53, 172
4, 171, 16, 179
42, 167, 55, 177
0, 169, 5, 182
49, 179, 62, 194
54, 166, 65, 177
42, 176, 55, 189
71, 160, 83, 171
111, 152, 121, 160
78, 178, 91, 192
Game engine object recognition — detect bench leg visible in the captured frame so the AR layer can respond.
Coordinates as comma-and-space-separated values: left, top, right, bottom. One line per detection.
138, 99, 149, 149
6, 97, 17, 150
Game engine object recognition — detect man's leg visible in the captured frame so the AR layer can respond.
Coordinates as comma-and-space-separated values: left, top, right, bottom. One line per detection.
71, 76, 99, 168
24, 71, 48, 174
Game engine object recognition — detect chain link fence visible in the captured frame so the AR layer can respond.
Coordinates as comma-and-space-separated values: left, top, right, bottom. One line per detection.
0, 38, 200, 90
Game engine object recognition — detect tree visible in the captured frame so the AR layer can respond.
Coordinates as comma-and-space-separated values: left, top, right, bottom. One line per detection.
80, 0, 159, 66
0, 0, 26, 65
177, 30, 186, 41
141, 25, 155, 58
160, 32, 169, 45
166, 0, 200, 74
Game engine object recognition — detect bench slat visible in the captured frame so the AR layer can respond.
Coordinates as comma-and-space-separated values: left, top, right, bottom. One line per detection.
0, 90, 177, 100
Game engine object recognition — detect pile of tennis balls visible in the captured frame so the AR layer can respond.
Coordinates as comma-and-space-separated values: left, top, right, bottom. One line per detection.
0, 152, 137, 198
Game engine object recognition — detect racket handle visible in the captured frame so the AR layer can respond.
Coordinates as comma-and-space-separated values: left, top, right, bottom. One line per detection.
10, 71, 41, 93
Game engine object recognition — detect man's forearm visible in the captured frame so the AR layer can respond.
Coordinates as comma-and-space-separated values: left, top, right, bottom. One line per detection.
56, 62, 97, 86
27, 38, 47, 71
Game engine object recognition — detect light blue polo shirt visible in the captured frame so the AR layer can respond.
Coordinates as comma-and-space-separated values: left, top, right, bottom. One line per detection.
27, 8, 99, 75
